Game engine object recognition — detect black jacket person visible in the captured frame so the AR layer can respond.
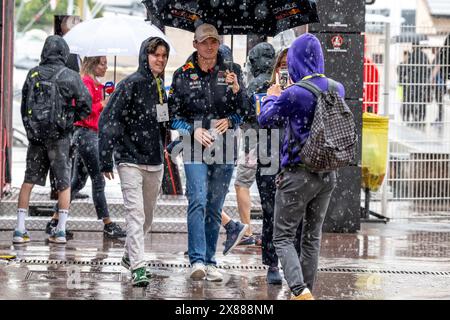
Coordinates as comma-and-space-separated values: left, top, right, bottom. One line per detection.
98, 37, 168, 173
168, 48, 245, 162
167, 24, 245, 281
397, 46, 432, 123
14, 35, 91, 245
21, 35, 91, 143
98, 37, 171, 287
247, 43, 276, 108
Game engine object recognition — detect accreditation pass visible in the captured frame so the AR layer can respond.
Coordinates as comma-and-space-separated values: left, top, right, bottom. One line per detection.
156, 103, 169, 122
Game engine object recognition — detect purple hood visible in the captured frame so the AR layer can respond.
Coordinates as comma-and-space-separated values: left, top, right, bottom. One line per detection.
287, 33, 325, 82
258, 33, 345, 168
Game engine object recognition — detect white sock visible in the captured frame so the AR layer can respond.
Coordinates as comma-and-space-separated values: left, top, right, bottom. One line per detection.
16, 208, 27, 232
56, 209, 69, 232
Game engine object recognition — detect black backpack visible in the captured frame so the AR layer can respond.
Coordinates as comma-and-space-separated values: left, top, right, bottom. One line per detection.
25, 67, 67, 142
292, 78, 357, 172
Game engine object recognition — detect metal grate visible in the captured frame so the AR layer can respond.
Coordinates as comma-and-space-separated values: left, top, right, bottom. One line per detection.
11, 259, 450, 275
14, 258, 268, 271
319, 267, 450, 276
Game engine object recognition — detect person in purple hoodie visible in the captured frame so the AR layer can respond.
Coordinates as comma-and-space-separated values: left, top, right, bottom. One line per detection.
259, 33, 344, 300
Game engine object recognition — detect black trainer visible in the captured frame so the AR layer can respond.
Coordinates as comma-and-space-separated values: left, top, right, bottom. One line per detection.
103, 222, 126, 239
73, 192, 89, 199
45, 219, 74, 240
223, 221, 248, 256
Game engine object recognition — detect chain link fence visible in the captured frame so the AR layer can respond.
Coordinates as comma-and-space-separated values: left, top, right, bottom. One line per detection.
364, 23, 450, 219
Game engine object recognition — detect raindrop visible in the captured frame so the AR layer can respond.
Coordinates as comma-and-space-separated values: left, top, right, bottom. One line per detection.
210, 0, 220, 7
254, 3, 268, 20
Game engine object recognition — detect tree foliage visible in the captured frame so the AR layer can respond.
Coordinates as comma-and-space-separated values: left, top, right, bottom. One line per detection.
15, 0, 101, 32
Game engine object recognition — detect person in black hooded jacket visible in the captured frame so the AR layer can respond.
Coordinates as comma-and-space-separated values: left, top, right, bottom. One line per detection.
14, 35, 91, 245
398, 45, 432, 125
98, 36, 170, 287
233, 42, 276, 247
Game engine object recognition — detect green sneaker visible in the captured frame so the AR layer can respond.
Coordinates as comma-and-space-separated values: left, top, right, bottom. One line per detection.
121, 256, 152, 277
132, 267, 150, 287
121, 256, 131, 269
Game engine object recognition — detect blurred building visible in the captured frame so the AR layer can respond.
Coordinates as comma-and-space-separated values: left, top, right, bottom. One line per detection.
416, 0, 450, 34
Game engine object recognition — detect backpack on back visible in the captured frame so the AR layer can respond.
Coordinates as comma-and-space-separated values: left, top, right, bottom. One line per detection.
25, 67, 67, 142
293, 78, 357, 172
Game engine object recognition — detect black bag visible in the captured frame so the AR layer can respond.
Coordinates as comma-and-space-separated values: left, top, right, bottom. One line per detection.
293, 79, 357, 172
25, 67, 67, 142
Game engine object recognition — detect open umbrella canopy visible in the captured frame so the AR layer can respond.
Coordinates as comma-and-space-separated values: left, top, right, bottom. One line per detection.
63, 15, 176, 57
143, 0, 319, 37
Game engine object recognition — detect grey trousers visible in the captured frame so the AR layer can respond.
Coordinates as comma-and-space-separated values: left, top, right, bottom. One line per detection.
273, 167, 336, 296
117, 164, 163, 270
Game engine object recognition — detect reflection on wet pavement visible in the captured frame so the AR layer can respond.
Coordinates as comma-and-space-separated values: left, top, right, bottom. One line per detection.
1, 221, 449, 299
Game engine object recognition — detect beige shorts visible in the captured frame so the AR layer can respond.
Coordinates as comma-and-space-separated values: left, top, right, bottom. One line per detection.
234, 148, 257, 188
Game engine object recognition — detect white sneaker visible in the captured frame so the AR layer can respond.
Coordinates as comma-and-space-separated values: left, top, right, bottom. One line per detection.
190, 262, 206, 280
206, 265, 223, 282
12, 230, 30, 244
48, 230, 67, 244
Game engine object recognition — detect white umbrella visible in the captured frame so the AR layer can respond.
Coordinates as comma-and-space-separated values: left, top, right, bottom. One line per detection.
63, 15, 176, 82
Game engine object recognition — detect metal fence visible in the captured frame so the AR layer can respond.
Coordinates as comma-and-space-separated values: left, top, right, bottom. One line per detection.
364, 23, 450, 219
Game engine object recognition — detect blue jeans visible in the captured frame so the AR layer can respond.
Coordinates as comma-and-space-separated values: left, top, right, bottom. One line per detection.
71, 127, 109, 219
184, 163, 234, 265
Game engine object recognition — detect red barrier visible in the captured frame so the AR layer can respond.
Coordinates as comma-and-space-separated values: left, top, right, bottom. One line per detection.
1, 0, 14, 198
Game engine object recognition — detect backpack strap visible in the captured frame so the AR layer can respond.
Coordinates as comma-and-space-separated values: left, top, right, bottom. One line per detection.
52, 67, 67, 81
294, 80, 322, 98
288, 80, 322, 164
33, 66, 66, 83
327, 78, 339, 93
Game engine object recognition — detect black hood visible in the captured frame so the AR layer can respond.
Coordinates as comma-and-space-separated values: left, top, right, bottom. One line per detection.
248, 42, 275, 78
40, 35, 69, 66
137, 36, 169, 78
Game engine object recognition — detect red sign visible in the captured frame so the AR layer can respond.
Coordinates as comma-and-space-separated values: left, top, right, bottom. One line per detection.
331, 35, 344, 48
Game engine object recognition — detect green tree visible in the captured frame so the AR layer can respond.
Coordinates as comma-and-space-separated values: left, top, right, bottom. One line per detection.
15, 0, 100, 33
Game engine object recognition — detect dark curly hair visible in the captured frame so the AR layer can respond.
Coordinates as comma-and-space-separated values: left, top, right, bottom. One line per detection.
146, 37, 170, 56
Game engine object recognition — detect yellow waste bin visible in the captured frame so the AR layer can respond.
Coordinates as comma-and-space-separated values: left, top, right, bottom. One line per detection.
361, 112, 389, 192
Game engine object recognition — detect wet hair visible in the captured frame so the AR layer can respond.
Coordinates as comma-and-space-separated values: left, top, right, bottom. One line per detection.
146, 37, 170, 56
81, 56, 104, 79
269, 48, 289, 85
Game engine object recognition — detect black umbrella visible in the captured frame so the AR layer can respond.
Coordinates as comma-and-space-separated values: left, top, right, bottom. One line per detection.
142, 0, 319, 37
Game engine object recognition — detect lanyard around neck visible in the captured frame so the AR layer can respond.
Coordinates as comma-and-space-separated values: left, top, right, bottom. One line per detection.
302, 73, 325, 81
155, 77, 164, 105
